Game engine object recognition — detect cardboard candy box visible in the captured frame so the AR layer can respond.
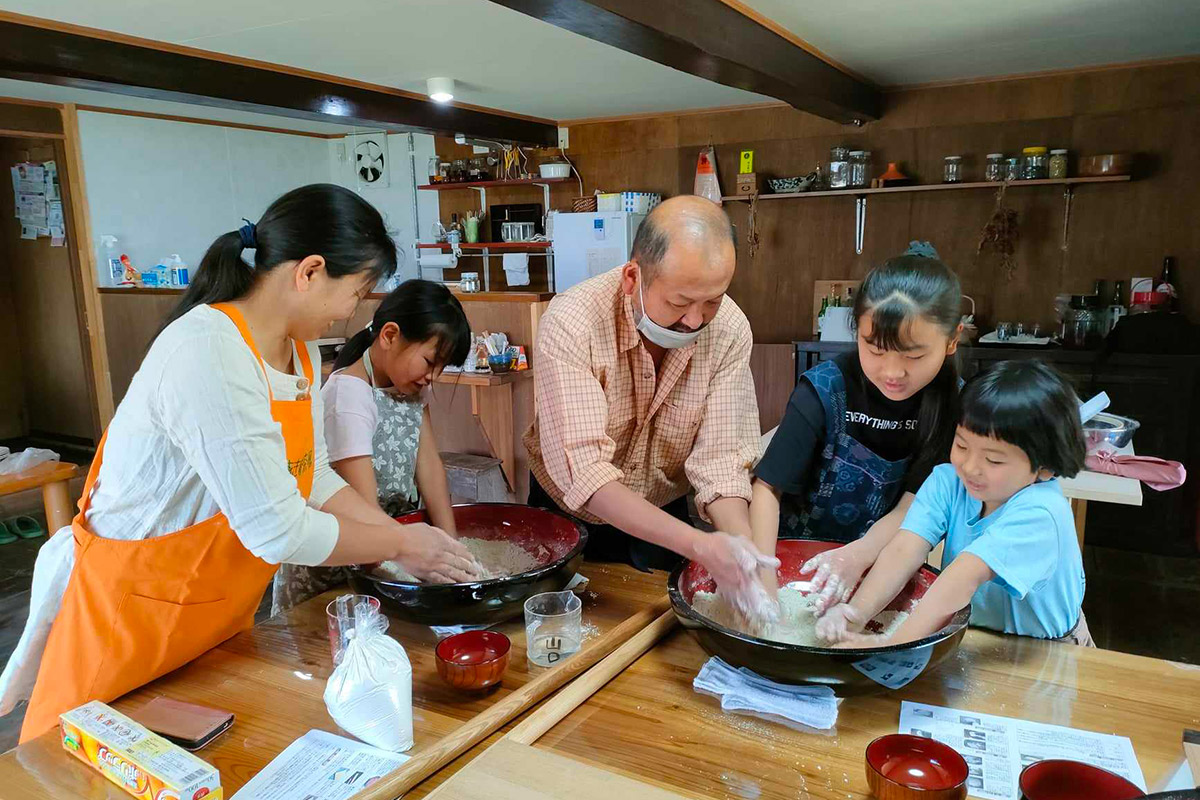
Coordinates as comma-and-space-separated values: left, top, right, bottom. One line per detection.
60, 701, 222, 800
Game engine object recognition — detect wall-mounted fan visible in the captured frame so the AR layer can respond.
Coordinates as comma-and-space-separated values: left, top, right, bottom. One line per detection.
354, 134, 389, 188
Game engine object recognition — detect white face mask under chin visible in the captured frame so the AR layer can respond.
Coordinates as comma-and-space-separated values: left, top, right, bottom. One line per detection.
635, 280, 702, 349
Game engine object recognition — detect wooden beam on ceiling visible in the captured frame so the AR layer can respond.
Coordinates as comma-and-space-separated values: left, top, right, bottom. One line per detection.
0, 16, 558, 146
487, 0, 881, 124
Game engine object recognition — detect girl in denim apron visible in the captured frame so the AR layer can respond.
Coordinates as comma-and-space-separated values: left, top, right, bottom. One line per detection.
273, 280, 474, 613
751, 247, 963, 609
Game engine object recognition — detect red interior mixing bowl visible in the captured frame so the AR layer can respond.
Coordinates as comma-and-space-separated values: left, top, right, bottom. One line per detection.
669, 539, 970, 693
1019, 760, 1145, 800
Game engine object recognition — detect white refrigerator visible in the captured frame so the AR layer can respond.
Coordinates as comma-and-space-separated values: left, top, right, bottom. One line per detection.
549, 211, 646, 292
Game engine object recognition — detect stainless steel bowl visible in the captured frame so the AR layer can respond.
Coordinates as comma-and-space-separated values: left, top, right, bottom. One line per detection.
1082, 412, 1139, 450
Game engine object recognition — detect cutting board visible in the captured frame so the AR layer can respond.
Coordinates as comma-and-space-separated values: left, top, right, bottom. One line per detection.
812, 279, 861, 335
425, 739, 690, 800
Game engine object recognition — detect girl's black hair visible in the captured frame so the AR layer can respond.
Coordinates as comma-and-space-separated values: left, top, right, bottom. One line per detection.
960, 360, 1087, 478
852, 254, 964, 481
333, 279, 471, 373
160, 183, 397, 333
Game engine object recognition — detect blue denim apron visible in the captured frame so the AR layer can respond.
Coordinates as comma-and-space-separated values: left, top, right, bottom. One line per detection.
779, 359, 911, 543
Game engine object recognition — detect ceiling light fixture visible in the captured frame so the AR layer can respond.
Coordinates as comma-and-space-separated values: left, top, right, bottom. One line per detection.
426, 77, 455, 104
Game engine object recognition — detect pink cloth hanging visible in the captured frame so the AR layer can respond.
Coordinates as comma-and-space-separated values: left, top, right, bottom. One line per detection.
1084, 451, 1186, 491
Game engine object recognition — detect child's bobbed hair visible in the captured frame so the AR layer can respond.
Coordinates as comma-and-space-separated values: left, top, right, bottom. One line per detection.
960, 360, 1087, 478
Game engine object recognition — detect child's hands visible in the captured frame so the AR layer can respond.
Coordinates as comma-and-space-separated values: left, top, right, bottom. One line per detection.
800, 546, 871, 617
814, 602, 867, 644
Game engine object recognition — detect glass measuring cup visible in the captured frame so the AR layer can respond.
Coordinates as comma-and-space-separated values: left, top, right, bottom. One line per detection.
326, 594, 382, 665
524, 590, 582, 667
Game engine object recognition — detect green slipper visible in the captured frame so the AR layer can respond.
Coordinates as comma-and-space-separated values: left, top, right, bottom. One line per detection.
7, 515, 44, 539
0, 522, 16, 545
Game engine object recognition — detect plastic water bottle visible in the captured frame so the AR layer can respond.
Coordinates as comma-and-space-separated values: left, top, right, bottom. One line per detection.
100, 235, 122, 286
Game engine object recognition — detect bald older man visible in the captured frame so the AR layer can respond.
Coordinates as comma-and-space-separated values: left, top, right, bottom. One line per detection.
525, 196, 776, 593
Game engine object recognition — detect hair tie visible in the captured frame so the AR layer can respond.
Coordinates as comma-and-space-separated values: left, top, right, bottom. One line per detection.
903, 240, 940, 260
238, 219, 257, 250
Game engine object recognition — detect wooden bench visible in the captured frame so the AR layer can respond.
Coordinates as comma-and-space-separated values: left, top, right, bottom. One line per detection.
0, 461, 81, 534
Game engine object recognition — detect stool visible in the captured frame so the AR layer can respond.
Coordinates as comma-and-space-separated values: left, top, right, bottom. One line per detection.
441, 452, 510, 504
0, 461, 81, 534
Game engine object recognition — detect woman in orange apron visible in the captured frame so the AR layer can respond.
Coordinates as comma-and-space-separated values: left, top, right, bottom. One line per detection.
1, 184, 482, 741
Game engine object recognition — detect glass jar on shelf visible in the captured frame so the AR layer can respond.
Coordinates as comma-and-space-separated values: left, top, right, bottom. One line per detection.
985, 153, 1004, 182
1022, 146, 1049, 180
828, 146, 851, 189
943, 155, 963, 183
849, 150, 868, 188
1049, 149, 1068, 179
1004, 157, 1022, 182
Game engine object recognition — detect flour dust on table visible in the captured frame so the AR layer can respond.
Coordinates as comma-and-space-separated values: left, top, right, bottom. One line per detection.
374, 537, 544, 582
692, 587, 910, 646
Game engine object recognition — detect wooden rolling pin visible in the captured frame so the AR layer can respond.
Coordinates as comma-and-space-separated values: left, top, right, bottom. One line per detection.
350, 595, 674, 800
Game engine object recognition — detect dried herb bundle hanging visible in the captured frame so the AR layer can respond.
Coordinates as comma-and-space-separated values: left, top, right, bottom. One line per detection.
746, 191, 761, 260
977, 183, 1019, 280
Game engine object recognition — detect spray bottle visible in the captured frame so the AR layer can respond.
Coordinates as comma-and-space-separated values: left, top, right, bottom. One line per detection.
99, 235, 122, 286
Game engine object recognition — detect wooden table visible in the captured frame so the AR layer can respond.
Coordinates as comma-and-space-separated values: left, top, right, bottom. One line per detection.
4, 563, 1198, 799
0, 461, 80, 533
525, 626, 1200, 799
0, 563, 662, 799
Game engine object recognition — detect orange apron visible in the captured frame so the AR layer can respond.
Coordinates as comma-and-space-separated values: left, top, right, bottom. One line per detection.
21, 303, 316, 741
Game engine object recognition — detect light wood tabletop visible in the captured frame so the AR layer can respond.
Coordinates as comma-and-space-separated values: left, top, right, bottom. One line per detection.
3, 562, 1197, 800
528, 624, 1200, 799
0, 563, 663, 799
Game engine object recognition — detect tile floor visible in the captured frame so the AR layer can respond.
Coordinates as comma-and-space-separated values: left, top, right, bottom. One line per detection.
0, 531, 1196, 754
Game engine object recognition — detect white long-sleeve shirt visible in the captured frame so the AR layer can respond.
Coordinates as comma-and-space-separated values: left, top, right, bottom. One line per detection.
0, 305, 347, 713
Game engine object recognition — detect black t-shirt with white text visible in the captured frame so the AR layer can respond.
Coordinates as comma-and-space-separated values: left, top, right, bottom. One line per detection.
757, 352, 931, 495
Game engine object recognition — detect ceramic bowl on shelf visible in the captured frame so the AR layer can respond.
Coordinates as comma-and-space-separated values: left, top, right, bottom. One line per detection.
538, 162, 571, 179
348, 504, 586, 626
865, 734, 969, 800
1018, 759, 1144, 800
436, 630, 511, 691
487, 353, 514, 374
669, 539, 970, 694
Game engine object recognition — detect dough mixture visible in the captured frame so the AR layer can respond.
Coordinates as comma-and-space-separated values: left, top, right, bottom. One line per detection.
374, 537, 544, 582
691, 587, 910, 646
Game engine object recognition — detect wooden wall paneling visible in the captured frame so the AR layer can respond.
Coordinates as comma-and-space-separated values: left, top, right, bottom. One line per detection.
0, 100, 63, 136
0, 137, 94, 440
99, 292, 179, 407
748, 343, 794, 433
0, 146, 27, 438
558, 61, 1200, 343
60, 104, 114, 429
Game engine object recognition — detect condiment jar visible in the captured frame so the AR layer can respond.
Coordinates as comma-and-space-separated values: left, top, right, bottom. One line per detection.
828, 146, 851, 189
985, 153, 1004, 182
1022, 146, 1049, 180
1004, 157, 1022, 182
849, 150, 867, 188
943, 155, 963, 183
1049, 149, 1068, 179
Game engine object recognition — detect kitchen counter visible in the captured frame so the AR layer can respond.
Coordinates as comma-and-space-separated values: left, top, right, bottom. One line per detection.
3, 562, 1197, 798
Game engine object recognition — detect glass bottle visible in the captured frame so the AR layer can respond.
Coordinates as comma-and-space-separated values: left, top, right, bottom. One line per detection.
1004, 157, 1021, 182
985, 153, 1004, 182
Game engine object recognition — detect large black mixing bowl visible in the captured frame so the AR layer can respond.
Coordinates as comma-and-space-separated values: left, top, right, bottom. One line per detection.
348, 503, 587, 626
669, 538, 970, 695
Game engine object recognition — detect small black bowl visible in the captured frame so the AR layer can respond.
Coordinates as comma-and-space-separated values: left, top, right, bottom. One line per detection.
349, 503, 587, 627
669, 538, 970, 695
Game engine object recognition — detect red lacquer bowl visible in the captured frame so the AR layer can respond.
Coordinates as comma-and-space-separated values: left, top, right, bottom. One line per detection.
866, 734, 969, 800
435, 630, 511, 691
1019, 759, 1144, 800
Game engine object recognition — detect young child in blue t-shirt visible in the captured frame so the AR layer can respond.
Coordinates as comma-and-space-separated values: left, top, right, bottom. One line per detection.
816, 359, 1093, 646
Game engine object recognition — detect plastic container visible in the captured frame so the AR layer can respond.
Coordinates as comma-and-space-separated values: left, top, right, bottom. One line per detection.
326, 594, 381, 666
99, 234, 122, 286
1022, 146, 1049, 180
849, 150, 868, 188
985, 153, 1004, 182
